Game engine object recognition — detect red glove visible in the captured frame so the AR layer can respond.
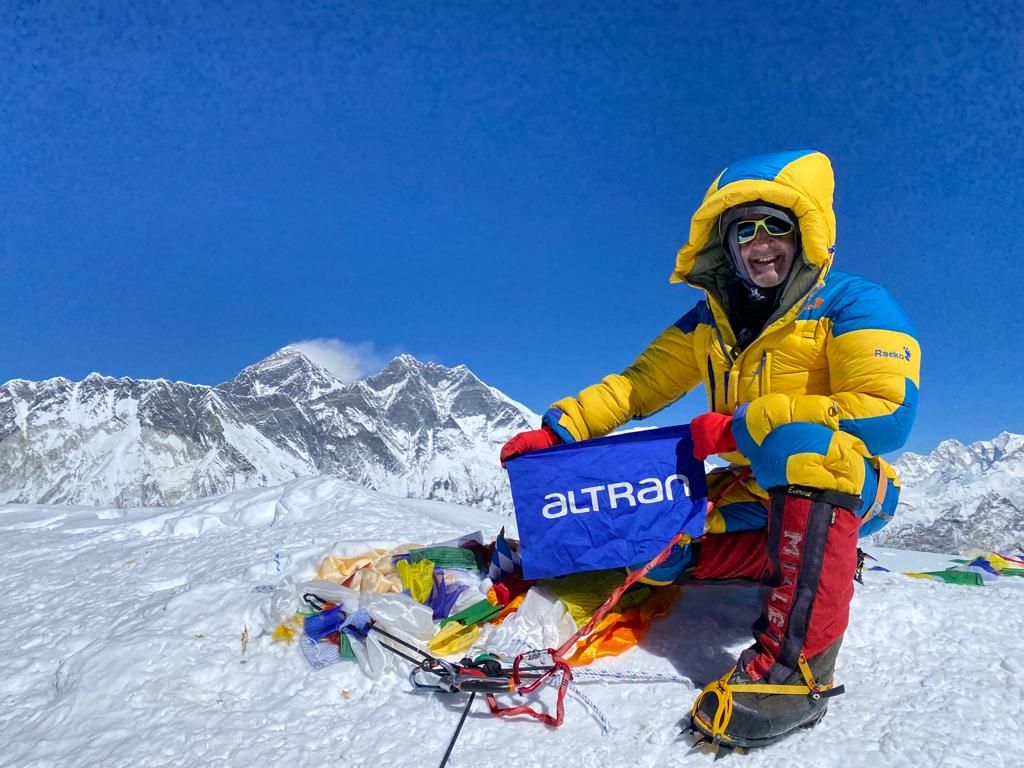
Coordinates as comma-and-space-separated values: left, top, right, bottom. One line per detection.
500, 425, 562, 467
690, 412, 736, 460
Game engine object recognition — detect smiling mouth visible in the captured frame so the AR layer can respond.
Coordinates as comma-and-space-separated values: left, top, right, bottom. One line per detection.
752, 255, 781, 266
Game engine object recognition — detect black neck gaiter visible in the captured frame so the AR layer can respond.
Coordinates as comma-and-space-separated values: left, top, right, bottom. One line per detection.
725, 279, 782, 353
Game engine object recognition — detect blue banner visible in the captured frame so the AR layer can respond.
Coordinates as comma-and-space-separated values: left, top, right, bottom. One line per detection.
506, 425, 708, 580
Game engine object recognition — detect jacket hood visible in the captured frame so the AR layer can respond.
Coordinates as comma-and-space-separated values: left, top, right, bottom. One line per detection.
671, 150, 837, 286
669, 151, 838, 347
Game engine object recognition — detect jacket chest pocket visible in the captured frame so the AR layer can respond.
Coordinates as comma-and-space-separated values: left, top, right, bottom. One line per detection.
706, 349, 734, 412
762, 327, 829, 395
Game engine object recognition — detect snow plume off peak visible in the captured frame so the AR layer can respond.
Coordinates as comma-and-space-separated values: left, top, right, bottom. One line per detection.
288, 339, 389, 384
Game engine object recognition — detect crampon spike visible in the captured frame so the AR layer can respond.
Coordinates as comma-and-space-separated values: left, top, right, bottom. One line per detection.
713, 744, 735, 761
684, 735, 713, 756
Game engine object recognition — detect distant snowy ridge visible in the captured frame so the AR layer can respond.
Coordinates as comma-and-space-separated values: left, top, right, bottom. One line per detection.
4, 348, 1021, 552
870, 431, 1024, 554
0, 348, 536, 512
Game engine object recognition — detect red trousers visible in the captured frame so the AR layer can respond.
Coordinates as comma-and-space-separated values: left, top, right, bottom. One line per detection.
693, 490, 861, 682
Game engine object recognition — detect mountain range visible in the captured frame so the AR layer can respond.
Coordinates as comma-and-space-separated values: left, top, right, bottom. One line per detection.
869, 431, 1024, 554
1, 350, 1021, 553
0, 348, 535, 512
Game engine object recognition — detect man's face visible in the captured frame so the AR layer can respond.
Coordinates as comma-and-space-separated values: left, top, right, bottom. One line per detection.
738, 218, 796, 288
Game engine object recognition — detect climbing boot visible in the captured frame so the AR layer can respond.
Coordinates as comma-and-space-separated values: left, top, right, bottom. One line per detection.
689, 485, 862, 748
690, 639, 843, 748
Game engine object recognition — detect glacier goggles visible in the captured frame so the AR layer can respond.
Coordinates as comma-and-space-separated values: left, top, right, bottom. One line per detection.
735, 215, 795, 244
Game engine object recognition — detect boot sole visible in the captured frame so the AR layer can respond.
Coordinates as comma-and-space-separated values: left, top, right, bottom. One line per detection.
689, 705, 828, 750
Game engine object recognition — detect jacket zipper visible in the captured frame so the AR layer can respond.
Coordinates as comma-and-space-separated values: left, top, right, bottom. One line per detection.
708, 316, 735, 412
753, 350, 769, 396
704, 280, 821, 410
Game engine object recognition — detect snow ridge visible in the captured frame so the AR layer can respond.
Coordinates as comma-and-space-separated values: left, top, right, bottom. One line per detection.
870, 431, 1024, 553
4, 348, 1021, 552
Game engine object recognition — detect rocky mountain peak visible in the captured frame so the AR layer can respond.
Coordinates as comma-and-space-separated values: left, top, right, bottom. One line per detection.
218, 346, 344, 401
894, 432, 1024, 487
366, 354, 432, 391
984, 431, 1024, 461
379, 354, 468, 379
390, 352, 421, 368
262, 345, 306, 363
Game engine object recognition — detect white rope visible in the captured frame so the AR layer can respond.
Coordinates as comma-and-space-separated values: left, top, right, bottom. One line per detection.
572, 668, 690, 684
537, 668, 613, 735
557, 667, 690, 735
566, 681, 613, 735
504, 646, 689, 685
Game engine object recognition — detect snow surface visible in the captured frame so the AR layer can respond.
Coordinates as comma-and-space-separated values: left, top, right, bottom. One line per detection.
2, 478, 1022, 767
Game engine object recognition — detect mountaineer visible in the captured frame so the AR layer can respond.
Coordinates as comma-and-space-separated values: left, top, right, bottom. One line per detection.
501, 150, 921, 748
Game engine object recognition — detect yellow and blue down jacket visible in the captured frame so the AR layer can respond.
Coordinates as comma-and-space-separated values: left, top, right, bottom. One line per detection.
542, 150, 921, 531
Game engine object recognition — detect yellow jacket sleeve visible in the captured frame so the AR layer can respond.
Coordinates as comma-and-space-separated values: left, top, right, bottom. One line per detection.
543, 307, 705, 442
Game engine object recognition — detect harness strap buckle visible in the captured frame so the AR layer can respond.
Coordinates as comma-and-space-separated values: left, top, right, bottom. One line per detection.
864, 461, 890, 522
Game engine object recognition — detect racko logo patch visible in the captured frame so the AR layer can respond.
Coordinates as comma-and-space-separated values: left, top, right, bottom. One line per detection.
874, 346, 912, 362
541, 474, 690, 519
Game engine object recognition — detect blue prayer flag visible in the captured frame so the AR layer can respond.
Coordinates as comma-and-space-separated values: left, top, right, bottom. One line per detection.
506, 425, 708, 580
488, 529, 522, 582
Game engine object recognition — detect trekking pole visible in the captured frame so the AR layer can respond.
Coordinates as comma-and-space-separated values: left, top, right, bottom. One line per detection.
368, 622, 439, 665
439, 691, 476, 768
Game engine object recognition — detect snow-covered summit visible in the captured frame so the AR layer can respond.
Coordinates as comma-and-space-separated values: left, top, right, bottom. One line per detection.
0, 350, 537, 511
218, 345, 346, 401
895, 431, 1024, 486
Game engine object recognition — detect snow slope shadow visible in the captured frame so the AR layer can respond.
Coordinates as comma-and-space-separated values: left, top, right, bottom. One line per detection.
638, 581, 764, 686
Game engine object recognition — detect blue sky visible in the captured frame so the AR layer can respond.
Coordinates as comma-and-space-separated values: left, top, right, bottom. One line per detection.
2, 1, 1021, 455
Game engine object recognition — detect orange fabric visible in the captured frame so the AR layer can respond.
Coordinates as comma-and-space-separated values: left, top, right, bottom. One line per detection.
567, 587, 680, 666
489, 592, 527, 625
